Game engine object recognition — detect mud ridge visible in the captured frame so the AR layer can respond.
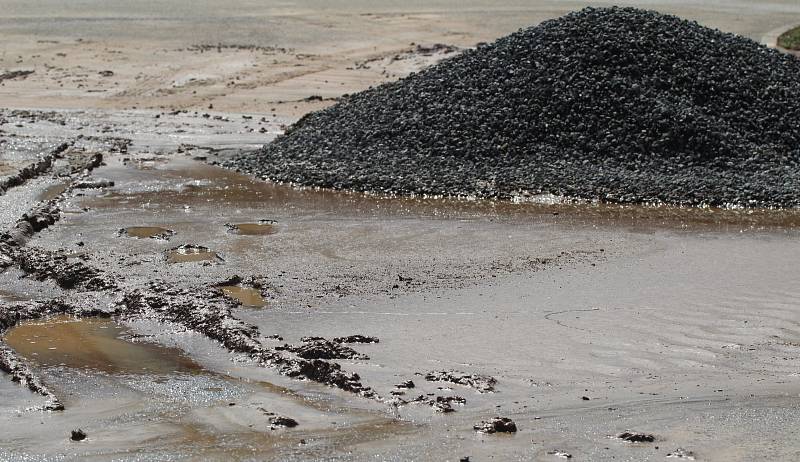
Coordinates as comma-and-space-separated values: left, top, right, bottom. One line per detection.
118, 283, 375, 396
0, 140, 372, 401
0, 143, 70, 196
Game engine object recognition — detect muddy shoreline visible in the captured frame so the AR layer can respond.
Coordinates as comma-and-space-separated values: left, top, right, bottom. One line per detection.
3, 1, 800, 459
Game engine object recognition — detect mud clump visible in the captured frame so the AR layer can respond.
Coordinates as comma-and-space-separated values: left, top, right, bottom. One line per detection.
16, 247, 116, 290
229, 7, 800, 207
424, 370, 497, 393
408, 394, 466, 413
70, 429, 87, 441
473, 417, 517, 434
166, 244, 222, 264
281, 338, 369, 360
0, 70, 35, 83
279, 358, 372, 396
73, 179, 114, 189
617, 431, 656, 443
120, 283, 374, 397
667, 448, 696, 459
268, 416, 299, 429
334, 335, 379, 344
0, 143, 69, 196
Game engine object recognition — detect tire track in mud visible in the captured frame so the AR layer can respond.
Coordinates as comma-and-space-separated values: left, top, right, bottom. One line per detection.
0, 142, 70, 197
0, 146, 377, 410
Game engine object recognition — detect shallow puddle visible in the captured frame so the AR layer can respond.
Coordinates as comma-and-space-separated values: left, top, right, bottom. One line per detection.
226, 222, 278, 236
122, 226, 176, 240
219, 285, 267, 308
3, 316, 204, 374
37, 182, 69, 201
166, 244, 221, 264
0, 289, 27, 303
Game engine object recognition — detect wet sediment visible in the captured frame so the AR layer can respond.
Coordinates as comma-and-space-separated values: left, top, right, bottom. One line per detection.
0, 299, 111, 411
0, 152, 379, 406
0, 143, 70, 196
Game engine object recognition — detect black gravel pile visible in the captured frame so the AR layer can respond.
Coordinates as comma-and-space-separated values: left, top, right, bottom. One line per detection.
228, 7, 800, 207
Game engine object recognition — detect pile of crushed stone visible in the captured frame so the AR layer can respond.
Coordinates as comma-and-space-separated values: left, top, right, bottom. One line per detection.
227, 7, 800, 207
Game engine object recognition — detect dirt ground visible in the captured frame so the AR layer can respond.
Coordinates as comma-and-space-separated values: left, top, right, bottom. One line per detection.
2, 1, 800, 461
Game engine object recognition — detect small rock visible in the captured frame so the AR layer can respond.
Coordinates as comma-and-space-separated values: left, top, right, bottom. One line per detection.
617, 431, 655, 442
70, 429, 87, 441
333, 335, 379, 344
473, 417, 517, 434
395, 380, 415, 389
269, 416, 299, 428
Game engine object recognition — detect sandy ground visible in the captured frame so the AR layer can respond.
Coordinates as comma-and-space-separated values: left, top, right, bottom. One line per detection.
1, 0, 799, 115
2, 1, 800, 461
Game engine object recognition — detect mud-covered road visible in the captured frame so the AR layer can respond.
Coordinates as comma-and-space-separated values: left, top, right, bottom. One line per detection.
1, 107, 800, 461
2, 1, 800, 460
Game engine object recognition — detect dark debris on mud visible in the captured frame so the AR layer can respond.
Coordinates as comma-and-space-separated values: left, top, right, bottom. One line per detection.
423, 370, 497, 393
334, 335, 379, 344
415, 395, 467, 413
279, 338, 369, 360
473, 417, 517, 434
0, 142, 379, 409
616, 431, 656, 443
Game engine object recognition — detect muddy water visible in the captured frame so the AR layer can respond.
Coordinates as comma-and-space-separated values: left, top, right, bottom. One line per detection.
37, 181, 69, 201
166, 245, 221, 263
122, 226, 176, 239
226, 222, 278, 236
4, 316, 203, 374
220, 285, 267, 308
82, 157, 800, 233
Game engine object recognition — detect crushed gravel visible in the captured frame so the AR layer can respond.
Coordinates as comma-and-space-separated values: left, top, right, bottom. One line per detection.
227, 7, 800, 208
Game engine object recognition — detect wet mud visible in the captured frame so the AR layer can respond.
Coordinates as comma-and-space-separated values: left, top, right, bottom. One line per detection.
119, 226, 176, 240
226, 221, 278, 235
219, 285, 267, 308
166, 244, 222, 264
4, 316, 203, 375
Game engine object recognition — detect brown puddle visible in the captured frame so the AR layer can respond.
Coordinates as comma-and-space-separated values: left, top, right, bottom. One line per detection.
0, 289, 27, 303
226, 221, 278, 236
81, 159, 800, 234
122, 226, 176, 240
38, 181, 69, 201
166, 244, 221, 264
3, 315, 203, 374
219, 286, 267, 308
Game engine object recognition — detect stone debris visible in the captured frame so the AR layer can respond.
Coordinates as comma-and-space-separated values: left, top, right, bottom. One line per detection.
228, 7, 800, 207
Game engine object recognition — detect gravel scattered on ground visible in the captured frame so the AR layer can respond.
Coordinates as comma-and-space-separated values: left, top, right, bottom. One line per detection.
227, 7, 800, 208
